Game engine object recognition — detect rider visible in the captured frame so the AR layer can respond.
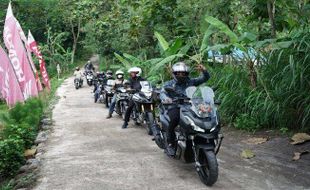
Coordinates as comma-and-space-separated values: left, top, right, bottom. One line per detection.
85, 60, 94, 71
160, 62, 210, 156
121, 67, 145, 129
103, 70, 114, 85
106, 70, 126, 118
73, 67, 83, 83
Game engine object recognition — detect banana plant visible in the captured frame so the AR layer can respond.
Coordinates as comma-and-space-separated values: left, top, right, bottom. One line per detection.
201, 15, 294, 87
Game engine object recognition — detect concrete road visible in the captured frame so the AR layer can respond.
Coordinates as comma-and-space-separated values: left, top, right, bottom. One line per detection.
33, 76, 310, 190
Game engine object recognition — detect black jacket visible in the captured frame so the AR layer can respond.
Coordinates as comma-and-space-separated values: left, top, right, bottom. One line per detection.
128, 76, 145, 90
160, 70, 210, 100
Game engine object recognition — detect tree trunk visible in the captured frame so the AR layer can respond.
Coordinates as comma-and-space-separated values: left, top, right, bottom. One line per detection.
70, 18, 81, 65
248, 61, 257, 88
267, 0, 276, 38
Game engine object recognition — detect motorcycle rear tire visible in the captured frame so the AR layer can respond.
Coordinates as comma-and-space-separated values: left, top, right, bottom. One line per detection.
197, 150, 218, 186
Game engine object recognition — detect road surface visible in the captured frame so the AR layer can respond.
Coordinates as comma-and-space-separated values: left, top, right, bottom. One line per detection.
34, 76, 310, 190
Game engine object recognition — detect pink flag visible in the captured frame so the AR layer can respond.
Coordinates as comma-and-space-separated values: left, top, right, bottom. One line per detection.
0, 45, 24, 107
15, 20, 43, 92
28, 30, 51, 90
3, 3, 38, 99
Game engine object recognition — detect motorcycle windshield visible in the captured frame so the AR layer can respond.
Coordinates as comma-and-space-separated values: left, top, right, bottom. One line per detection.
140, 81, 152, 92
185, 86, 216, 118
106, 79, 115, 86
140, 81, 153, 98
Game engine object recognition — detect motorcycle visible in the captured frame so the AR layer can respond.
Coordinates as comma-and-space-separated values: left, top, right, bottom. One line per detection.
74, 78, 83, 89
103, 79, 115, 108
94, 77, 106, 103
131, 81, 156, 135
114, 87, 130, 119
86, 71, 94, 86
152, 86, 223, 186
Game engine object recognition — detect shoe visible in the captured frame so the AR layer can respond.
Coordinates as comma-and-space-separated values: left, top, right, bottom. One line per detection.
122, 122, 128, 129
165, 144, 176, 157
106, 113, 112, 119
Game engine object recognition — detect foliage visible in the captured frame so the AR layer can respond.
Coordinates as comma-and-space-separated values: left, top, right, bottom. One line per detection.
0, 138, 25, 177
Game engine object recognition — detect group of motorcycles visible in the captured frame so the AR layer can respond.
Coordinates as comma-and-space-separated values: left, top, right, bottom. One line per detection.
80, 70, 223, 186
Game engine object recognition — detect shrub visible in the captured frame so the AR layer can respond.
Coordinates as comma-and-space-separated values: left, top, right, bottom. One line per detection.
0, 138, 25, 177
2, 124, 37, 149
9, 98, 43, 127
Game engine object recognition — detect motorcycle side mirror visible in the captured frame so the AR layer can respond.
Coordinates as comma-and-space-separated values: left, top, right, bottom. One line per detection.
156, 80, 162, 85
214, 99, 221, 105
212, 86, 219, 92
164, 87, 175, 93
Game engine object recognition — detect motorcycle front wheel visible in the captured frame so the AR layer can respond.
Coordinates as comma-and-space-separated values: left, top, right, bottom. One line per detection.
87, 80, 92, 86
145, 112, 154, 135
105, 96, 109, 108
197, 150, 218, 186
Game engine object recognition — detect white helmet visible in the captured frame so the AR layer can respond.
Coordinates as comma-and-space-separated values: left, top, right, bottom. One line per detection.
115, 70, 124, 79
128, 67, 142, 77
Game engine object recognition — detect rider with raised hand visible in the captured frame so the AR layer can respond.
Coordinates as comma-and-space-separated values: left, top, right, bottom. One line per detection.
121, 67, 145, 129
160, 62, 210, 156
106, 70, 126, 119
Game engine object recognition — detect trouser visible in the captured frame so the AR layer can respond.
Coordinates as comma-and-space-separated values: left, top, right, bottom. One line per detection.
165, 107, 180, 145
94, 86, 101, 102
124, 100, 135, 123
109, 94, 117, 114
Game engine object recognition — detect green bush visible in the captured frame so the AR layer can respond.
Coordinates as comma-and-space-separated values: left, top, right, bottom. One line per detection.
0, 138, 25, 177
0, 98, 45, 179
9, 98, 43, 127
2, 124, 37, 149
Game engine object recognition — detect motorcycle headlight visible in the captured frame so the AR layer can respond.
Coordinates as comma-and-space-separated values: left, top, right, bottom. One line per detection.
210, 126, 217, 132
144, 92, 152, 99
184, 116, 205, 133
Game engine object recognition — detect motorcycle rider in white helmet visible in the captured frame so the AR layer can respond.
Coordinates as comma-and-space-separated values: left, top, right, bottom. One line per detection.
160, 62, 210, 156
121, 67, 145, 128
106, 70, 127, 118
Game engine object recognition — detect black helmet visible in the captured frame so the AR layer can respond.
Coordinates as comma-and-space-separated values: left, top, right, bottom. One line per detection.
172, 62, 189, 83
106, 70, 113, 75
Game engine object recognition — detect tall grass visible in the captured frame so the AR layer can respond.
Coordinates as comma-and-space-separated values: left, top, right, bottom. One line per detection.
209, 29, 310, 132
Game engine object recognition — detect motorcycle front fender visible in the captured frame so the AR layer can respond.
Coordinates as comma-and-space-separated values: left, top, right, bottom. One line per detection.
196, 144, 215, 151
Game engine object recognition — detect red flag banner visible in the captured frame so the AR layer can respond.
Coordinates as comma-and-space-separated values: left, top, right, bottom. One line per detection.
3, 3, 38, 99
28, 30, 51, 90
15, 20, 43, 91
0, 45, 24, 107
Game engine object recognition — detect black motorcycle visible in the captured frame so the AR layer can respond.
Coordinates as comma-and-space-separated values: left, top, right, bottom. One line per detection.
114, 87, 129, 119
103, 79, 115, 108
131, 81, 156, 135
152, 86, 223, 186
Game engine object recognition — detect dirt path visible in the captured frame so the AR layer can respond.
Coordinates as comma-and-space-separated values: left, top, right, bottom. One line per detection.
33, 76, 310, 190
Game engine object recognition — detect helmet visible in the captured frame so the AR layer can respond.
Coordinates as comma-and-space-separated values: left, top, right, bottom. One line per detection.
172, 62, 189, 83
106, 70, 113, 75
106, 70, 113, 78
87, 61, 91, 64
128, 67, 142, 77
115, 70, 124, 79
75, 67, 79, 71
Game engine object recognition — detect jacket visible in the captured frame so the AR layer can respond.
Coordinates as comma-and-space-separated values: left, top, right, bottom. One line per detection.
128, 76, 145, 90
160, 70, 210, 100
